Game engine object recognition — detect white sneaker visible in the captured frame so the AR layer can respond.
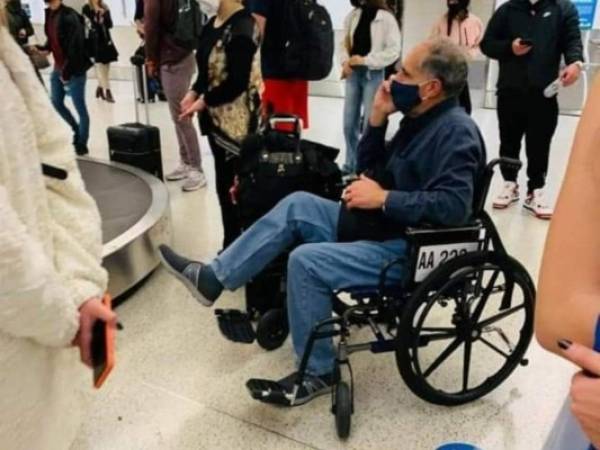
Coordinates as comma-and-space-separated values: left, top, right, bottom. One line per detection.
182, 169, 207, 192
165, 163, 190, 181
524, 189, 553, 220
493, 182, 520, 209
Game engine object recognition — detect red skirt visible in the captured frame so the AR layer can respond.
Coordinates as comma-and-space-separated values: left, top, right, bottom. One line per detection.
262, 79, 309, 129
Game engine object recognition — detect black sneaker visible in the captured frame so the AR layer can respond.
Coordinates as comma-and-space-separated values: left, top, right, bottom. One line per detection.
158, 245, 219, 307
75, 143, 89, 156
247, 371, 337, 407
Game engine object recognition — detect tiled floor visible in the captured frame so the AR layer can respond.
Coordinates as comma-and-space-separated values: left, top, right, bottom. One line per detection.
69, 80, 580, 450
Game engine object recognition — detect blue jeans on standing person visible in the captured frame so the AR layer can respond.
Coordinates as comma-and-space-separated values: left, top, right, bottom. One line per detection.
343, 67, 384, 174
50, 70, 89, 148
210, 192, 408, 376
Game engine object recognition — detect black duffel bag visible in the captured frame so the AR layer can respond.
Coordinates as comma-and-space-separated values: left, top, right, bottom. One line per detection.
236, 115, 342, 229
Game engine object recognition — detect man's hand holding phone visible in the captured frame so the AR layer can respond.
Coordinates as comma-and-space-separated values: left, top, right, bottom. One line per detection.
73, 296, 116, 368
512, 38, 533, 56
370, 75, 397, 127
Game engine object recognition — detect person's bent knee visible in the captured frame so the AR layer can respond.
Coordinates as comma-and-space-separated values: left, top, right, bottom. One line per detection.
288, 243, 321, 274
279, 191, 319, 210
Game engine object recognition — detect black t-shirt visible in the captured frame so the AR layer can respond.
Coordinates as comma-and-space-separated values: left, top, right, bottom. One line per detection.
192, 10, 258, 107
247, 0, 285, 78
351, 7, 378, 57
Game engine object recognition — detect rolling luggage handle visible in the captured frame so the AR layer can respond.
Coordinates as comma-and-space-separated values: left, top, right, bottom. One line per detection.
265, 114, 303, 161
130, 55, 150, 125
267, 114, 302, 140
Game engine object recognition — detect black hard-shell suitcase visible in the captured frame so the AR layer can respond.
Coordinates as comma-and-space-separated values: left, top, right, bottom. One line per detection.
107, 59, 163, 179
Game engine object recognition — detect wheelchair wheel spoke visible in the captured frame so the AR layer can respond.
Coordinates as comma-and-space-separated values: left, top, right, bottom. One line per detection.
419, 331, 456, 346
472, 270, 500, 323
421, 327, 456, 332
462, 339, 472, 392
423, 338, 462, 378
478, 303, 525, 328
478, 336, 511, 359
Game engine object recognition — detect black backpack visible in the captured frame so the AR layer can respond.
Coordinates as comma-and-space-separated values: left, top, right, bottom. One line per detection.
171, 0, 205, 50
279, 0, 334, 81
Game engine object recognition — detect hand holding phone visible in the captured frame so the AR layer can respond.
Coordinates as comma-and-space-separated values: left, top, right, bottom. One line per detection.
91, 295, 116, 388
73, 294, 117, 388
512, 38, 533, 56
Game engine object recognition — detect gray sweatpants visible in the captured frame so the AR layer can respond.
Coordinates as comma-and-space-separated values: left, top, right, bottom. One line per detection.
160, 53, 202, 170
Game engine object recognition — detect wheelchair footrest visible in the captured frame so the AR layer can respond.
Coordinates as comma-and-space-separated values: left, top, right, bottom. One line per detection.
215, 309, 256, 344
246, 378, 293, 406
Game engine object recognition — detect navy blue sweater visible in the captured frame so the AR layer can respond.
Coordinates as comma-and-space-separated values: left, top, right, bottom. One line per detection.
357, 98, 486, 228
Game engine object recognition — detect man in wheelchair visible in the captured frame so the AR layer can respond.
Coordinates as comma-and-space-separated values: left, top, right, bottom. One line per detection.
159, 38, 487, 406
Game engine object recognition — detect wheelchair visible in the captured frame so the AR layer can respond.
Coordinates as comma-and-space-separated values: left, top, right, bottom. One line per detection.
221, 158, 535, 439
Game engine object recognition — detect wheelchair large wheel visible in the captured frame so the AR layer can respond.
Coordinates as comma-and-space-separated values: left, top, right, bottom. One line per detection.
396, 251, 535, 406
256, 308, 289, 351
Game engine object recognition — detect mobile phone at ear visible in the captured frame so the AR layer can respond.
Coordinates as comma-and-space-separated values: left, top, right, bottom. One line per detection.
520, 38, 534, 47
91, 294, 115, 389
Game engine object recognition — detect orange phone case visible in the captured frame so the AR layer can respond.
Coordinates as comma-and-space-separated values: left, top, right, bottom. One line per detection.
94, 293, 115, 389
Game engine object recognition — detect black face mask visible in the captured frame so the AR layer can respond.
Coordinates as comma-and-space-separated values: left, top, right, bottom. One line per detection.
447, 0, 469, 14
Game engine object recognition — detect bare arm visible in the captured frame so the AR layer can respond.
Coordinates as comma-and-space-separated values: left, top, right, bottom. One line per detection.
252, 13, 265, 36
536, 74, 600, 353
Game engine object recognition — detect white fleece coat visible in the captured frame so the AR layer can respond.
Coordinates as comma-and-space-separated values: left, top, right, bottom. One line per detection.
0, 26, 108, 450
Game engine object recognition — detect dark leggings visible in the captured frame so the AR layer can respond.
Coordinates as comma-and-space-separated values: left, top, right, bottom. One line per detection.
459, 82, 472, 115
207, 133, 242, 250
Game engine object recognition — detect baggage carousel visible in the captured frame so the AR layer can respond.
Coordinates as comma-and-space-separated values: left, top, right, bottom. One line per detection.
78, 157, 172, 299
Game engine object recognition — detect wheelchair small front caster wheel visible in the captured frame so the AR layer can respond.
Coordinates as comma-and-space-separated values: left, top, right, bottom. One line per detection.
256, 308, 289, 351
334, 382, 352, 439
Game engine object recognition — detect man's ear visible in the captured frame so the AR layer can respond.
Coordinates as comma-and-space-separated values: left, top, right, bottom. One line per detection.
421, 79, 443, 100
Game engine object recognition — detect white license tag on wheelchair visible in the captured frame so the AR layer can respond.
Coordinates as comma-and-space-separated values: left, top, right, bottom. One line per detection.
414, 242, 480, 283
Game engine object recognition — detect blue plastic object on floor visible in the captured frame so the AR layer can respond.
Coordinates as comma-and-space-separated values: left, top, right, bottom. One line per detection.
436, 444, 481, 450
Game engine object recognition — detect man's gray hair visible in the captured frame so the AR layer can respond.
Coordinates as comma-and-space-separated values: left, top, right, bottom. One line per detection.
421, 38, 469, 98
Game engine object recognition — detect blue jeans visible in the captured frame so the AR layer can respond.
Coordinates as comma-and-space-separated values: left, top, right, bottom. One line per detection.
343, 67, 384, 174
211, 192, 408, 375
50, 70, 89, 147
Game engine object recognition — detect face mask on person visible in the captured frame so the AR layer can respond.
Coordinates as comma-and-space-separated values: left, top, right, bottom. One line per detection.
390, 79, 435, 114
447, 0, 469, 14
